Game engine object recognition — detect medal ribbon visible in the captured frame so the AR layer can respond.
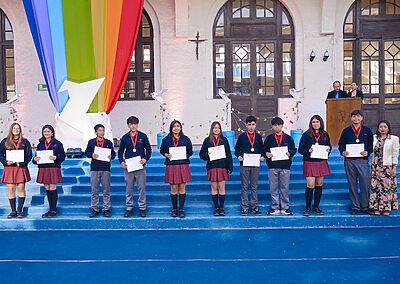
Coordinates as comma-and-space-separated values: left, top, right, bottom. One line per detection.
130, 132, 138, 150
172, 135, 180, 147
246, 132, 256, 149
274, 133, 284, 147
352, 125, 362, 141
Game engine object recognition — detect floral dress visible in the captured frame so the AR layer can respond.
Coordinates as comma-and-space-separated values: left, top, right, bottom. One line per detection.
369, 138, 398, 211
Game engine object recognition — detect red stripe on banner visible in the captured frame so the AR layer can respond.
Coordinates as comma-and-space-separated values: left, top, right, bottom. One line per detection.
105, 0, 144, 114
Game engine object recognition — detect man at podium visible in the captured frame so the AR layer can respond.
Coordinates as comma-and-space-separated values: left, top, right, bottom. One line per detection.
326, 81, 347, 101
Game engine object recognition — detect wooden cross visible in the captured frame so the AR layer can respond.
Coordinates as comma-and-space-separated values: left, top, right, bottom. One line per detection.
188, 32, 207, 60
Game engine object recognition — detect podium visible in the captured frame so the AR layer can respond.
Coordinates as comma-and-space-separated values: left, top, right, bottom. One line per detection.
326, 98, 363, 146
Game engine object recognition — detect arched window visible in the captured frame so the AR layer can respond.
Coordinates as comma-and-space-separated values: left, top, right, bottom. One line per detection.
120, 10, 154, 100
344, 0, 400, 133
213, 0, 295, 135
0, 10, 15, 103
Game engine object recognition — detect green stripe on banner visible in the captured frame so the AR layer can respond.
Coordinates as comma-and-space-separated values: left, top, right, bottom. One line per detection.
62, 0, 97, 89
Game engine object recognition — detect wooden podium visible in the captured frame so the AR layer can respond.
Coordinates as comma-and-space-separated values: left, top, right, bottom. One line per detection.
326, 98, 363, 146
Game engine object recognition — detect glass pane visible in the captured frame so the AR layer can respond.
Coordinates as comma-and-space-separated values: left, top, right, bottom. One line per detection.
142, 28, 150, 38
4, 17, 11, 31
364, 98, 379, 104
385, 97, 400, 104
143, 45, 151, 73
232, 0, 241, 18
5, 49, 13, 57
217, 12, 224, 26
6, 67, 15, 91
143, 80, 151, 97
130, 51, 135, 73
215, 27, 224, 37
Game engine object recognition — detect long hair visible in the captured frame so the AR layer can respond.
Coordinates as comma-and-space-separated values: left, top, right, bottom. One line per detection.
375, 120, 392, 139
169, 120, 183, 136
39, 124, 55, 144
208, 121, 224, 142
5, 122, 23, 150
306, 115, 327, 138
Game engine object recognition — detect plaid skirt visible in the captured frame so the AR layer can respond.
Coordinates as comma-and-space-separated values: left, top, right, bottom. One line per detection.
165, 164, 192, 185
303, 161, 331, 177
1, 166, 31, 184
37, 167, 63, 184
207, 168, 230, 182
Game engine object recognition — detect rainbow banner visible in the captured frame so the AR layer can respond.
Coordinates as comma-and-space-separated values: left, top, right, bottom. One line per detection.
23, 0, 144, 114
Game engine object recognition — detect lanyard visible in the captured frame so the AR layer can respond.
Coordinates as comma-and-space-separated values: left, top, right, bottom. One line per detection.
246, 132, 256, 151
274, 133, 284, 147
212, 136, 220, 147
130, 132, 138, 151
352, 125, 362, 142
12, 138, 21, 150
314, 132, 321, 144
172, 135, 180, 147
44, 140, 52, 150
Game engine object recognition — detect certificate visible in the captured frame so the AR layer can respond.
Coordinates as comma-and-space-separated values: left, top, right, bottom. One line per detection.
310, 145, 329, 160
126, 156, 143, 172
169, 146, 187, 161
270, 146, 289, 161
94, 146, 111, 162
36, 150, 54, 164
208, 145, 226, 161
346, 144, 364, 158
243, 153, 261, 167
6, 150, 24, 163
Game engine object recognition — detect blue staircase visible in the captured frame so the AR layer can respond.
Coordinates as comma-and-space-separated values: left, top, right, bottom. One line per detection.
0, 148, 399, 283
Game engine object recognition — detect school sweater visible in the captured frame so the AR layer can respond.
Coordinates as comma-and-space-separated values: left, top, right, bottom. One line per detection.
118, 131, 152, 164
234, 132, 264, 165
160, 134, 193, 165
84, 138, 116, 171
338, 125, 373, 160
32, 139, 66, 168
263, 133, 297, 169
0, 138, 32, 167
199, 136, 233, 172
298, 131, 332, 162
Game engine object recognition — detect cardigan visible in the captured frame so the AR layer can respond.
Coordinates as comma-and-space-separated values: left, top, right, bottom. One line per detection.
263, 132, 297, 169
160, 134, 193, 165
373, 134, 399, 166
298, 131, 332, 162
118, 131, 151, 164
338, 125, 373, 160
32, 139, 66, 168
199, 136, 233, 172
84, 138, 116, 171
0, 138, 32, 167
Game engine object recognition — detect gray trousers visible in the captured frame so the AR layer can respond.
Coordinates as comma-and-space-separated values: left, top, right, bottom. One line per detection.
124, 167, 146, 210
344, 159, 371, 210
90, 171, 111, 211
240, 165, 260, 210
268, 169, 290, 210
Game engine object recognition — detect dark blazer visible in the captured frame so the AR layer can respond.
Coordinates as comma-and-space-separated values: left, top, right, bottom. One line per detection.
326, 90, 347, 100
347, 90, 364, 100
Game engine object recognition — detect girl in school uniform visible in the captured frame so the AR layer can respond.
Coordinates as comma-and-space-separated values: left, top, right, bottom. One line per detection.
160, 120, 193, 218
298, 115, 332, 216
199, 121, 233, 216
33, 125, 66, 218
0, 123, 32, 218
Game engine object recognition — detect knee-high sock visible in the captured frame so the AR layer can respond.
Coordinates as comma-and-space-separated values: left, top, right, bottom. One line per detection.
179, 193, 186, 210
170, 194, 178, 210
17, 197, 25, 213
46, 190, 52, 211
219, 194, 225, 209
212, 194, 219, 208
305, 187, 314, 209
314, 186, 323, 209
50, 190, 58, 212
8, 198, 16, 213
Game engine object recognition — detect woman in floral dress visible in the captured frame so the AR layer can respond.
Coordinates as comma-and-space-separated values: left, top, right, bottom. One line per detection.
369, 120, 399, 216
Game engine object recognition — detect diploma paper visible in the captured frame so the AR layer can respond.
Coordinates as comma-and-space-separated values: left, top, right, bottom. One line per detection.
346, 144, 364, 158
209, 145, 226, 161
169, 146, 187, 161
243, 153, 261, 167
6, 150, 24, 163
36, 150, 54, 164
310, 145, 329, 160
94, 146, 111, 162
270, 146, 289, 161
126, 156, 143, 172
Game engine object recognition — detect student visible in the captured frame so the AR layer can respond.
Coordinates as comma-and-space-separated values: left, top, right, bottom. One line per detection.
298, 115, 332, 216
118, 116, 151, 218
264, 117, 297, 215
234, 116, 264, 216
160, 120, 193, 218
338, 110, 373, 215
0, 123, 32, 218
84, 124, 116, 218
33, 125, 66, 218
199, 121, 233, 216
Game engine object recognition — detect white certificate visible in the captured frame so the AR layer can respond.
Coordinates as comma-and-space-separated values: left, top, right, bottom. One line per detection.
346, 143, 364, 158
126, 156, 143, 172
36, 150, 54, 164
209, 145, 226, 161
243, 153, 261, 167
310, 145, 329, 160
270, 146, 289, 161
6, 150, 24, 163
169, 146, 187, 161
94, 146, 111, 162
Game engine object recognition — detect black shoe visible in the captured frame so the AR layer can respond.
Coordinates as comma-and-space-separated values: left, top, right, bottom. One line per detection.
7, 211, 17, 219
171, 209, 178, 217
179, 210, 185, 218
140, 210, 147, 218
42, 211, 57, 218
218, 208, 225, 216
303, 208, 311, 216
17, 211, 24, 218
241, 209, 248, 216
313, 207, 325, 215
124, 210, 133, 218
282, 209, 293, 216
103, 210, 111, 218
351, 209, 359, 215
213, 208, 220, 216
251, 208, 262, 216
268, 209, 280, 215
89, 209, 99, 218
